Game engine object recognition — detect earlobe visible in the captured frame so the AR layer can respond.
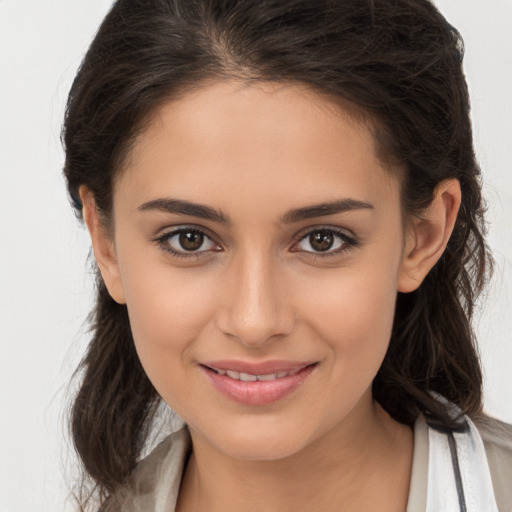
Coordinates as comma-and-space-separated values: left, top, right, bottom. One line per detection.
398, 179, 461, 293
79, 186, 126, 304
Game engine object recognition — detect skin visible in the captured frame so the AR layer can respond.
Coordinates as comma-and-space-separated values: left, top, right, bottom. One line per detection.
81, 80, 461, 511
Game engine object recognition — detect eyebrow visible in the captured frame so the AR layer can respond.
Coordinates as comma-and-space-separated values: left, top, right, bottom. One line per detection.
280, 198, 374, 224
138, 198, 230, 224
137, 197, 374, 224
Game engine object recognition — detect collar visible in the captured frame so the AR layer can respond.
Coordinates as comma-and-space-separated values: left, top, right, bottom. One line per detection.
132, 414, 498, 512
408, 414, 499, 512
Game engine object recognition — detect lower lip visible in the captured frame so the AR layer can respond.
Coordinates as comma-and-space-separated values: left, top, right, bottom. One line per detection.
200, 364, 317, 405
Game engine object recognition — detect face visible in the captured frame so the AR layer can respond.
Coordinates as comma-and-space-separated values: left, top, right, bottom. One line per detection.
101, 81, 412, 460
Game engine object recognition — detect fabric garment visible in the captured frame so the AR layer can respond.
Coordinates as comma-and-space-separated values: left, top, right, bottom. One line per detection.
118, 414, 512, 512
406, 415, 512, 511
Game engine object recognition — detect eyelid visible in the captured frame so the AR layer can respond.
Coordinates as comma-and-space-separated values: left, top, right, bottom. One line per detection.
154, 224, 218, 240
290, 226, 360, 256
152, 225, 222, 258
151, 224, 360, 260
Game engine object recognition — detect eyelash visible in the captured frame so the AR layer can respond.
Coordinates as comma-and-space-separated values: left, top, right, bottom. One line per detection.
153, 226, 360, 259
153, 226, 220, 260
290, 227, 360, 258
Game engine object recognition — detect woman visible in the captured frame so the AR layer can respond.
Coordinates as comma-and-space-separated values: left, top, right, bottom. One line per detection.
63, 0, 512, 510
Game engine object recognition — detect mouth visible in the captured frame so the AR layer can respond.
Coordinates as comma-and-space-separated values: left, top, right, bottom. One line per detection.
204, 366, 305, 382
200, 360, 318, 405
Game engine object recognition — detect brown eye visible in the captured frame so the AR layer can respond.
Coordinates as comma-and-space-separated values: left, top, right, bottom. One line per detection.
293, 228, 356, 256
157, 228, 219, 256
309, 231, 334, 252
179, 230, 204, 251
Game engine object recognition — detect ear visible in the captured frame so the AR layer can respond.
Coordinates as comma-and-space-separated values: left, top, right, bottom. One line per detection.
398, 179, 461, 293
79, 186, 126, 304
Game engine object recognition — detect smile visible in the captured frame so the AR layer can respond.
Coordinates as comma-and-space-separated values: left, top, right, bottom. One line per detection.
210, 368, 302, 381
200, 361, 318, 405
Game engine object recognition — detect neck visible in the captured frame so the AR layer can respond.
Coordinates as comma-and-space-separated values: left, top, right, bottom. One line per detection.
177, 397, 413, 512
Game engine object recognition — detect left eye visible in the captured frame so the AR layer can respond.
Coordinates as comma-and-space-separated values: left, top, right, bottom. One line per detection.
159, 228, 219, 254
293, 229, 353, 254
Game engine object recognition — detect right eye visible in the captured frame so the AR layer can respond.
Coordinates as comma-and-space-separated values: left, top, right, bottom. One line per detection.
155, 227, 221, 258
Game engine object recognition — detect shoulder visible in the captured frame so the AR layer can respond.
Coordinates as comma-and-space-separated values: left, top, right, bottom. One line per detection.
475, 415, 512, 450
105, 427, 190, 512
474, 416, 512, 512
410, 410, 512, 512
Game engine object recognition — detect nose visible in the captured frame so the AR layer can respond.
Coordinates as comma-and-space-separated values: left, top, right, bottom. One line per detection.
215, 251, 295, 347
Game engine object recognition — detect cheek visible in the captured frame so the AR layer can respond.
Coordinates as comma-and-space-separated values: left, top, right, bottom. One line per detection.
300, 252, 400, 370
118, 257, 219, 387
296, 266, 399, 423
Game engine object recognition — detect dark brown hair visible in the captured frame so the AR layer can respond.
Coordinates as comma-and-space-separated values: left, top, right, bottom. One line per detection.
63, 0, 491, 508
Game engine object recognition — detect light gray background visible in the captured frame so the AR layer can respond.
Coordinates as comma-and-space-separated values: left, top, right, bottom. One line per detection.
0, 1, 511, 510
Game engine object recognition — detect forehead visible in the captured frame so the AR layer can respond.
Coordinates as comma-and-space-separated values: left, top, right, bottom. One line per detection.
116, 80, 399, 217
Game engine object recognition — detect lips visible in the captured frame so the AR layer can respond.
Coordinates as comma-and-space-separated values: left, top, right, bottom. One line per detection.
210, 367, 302, 382
202, 359, 314, 375
200, 360, 317, 405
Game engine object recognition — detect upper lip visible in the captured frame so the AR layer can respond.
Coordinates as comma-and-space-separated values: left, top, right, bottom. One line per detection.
201, 360, 316, 375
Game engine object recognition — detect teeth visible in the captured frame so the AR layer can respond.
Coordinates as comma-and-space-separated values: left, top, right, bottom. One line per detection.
257, 373, 277, 381
214, 368, 303, 381
239, 372, 258, 382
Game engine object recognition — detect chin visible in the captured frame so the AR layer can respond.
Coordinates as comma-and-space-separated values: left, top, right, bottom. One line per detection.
195, 416, 320, 462
220, 435, 308, 461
